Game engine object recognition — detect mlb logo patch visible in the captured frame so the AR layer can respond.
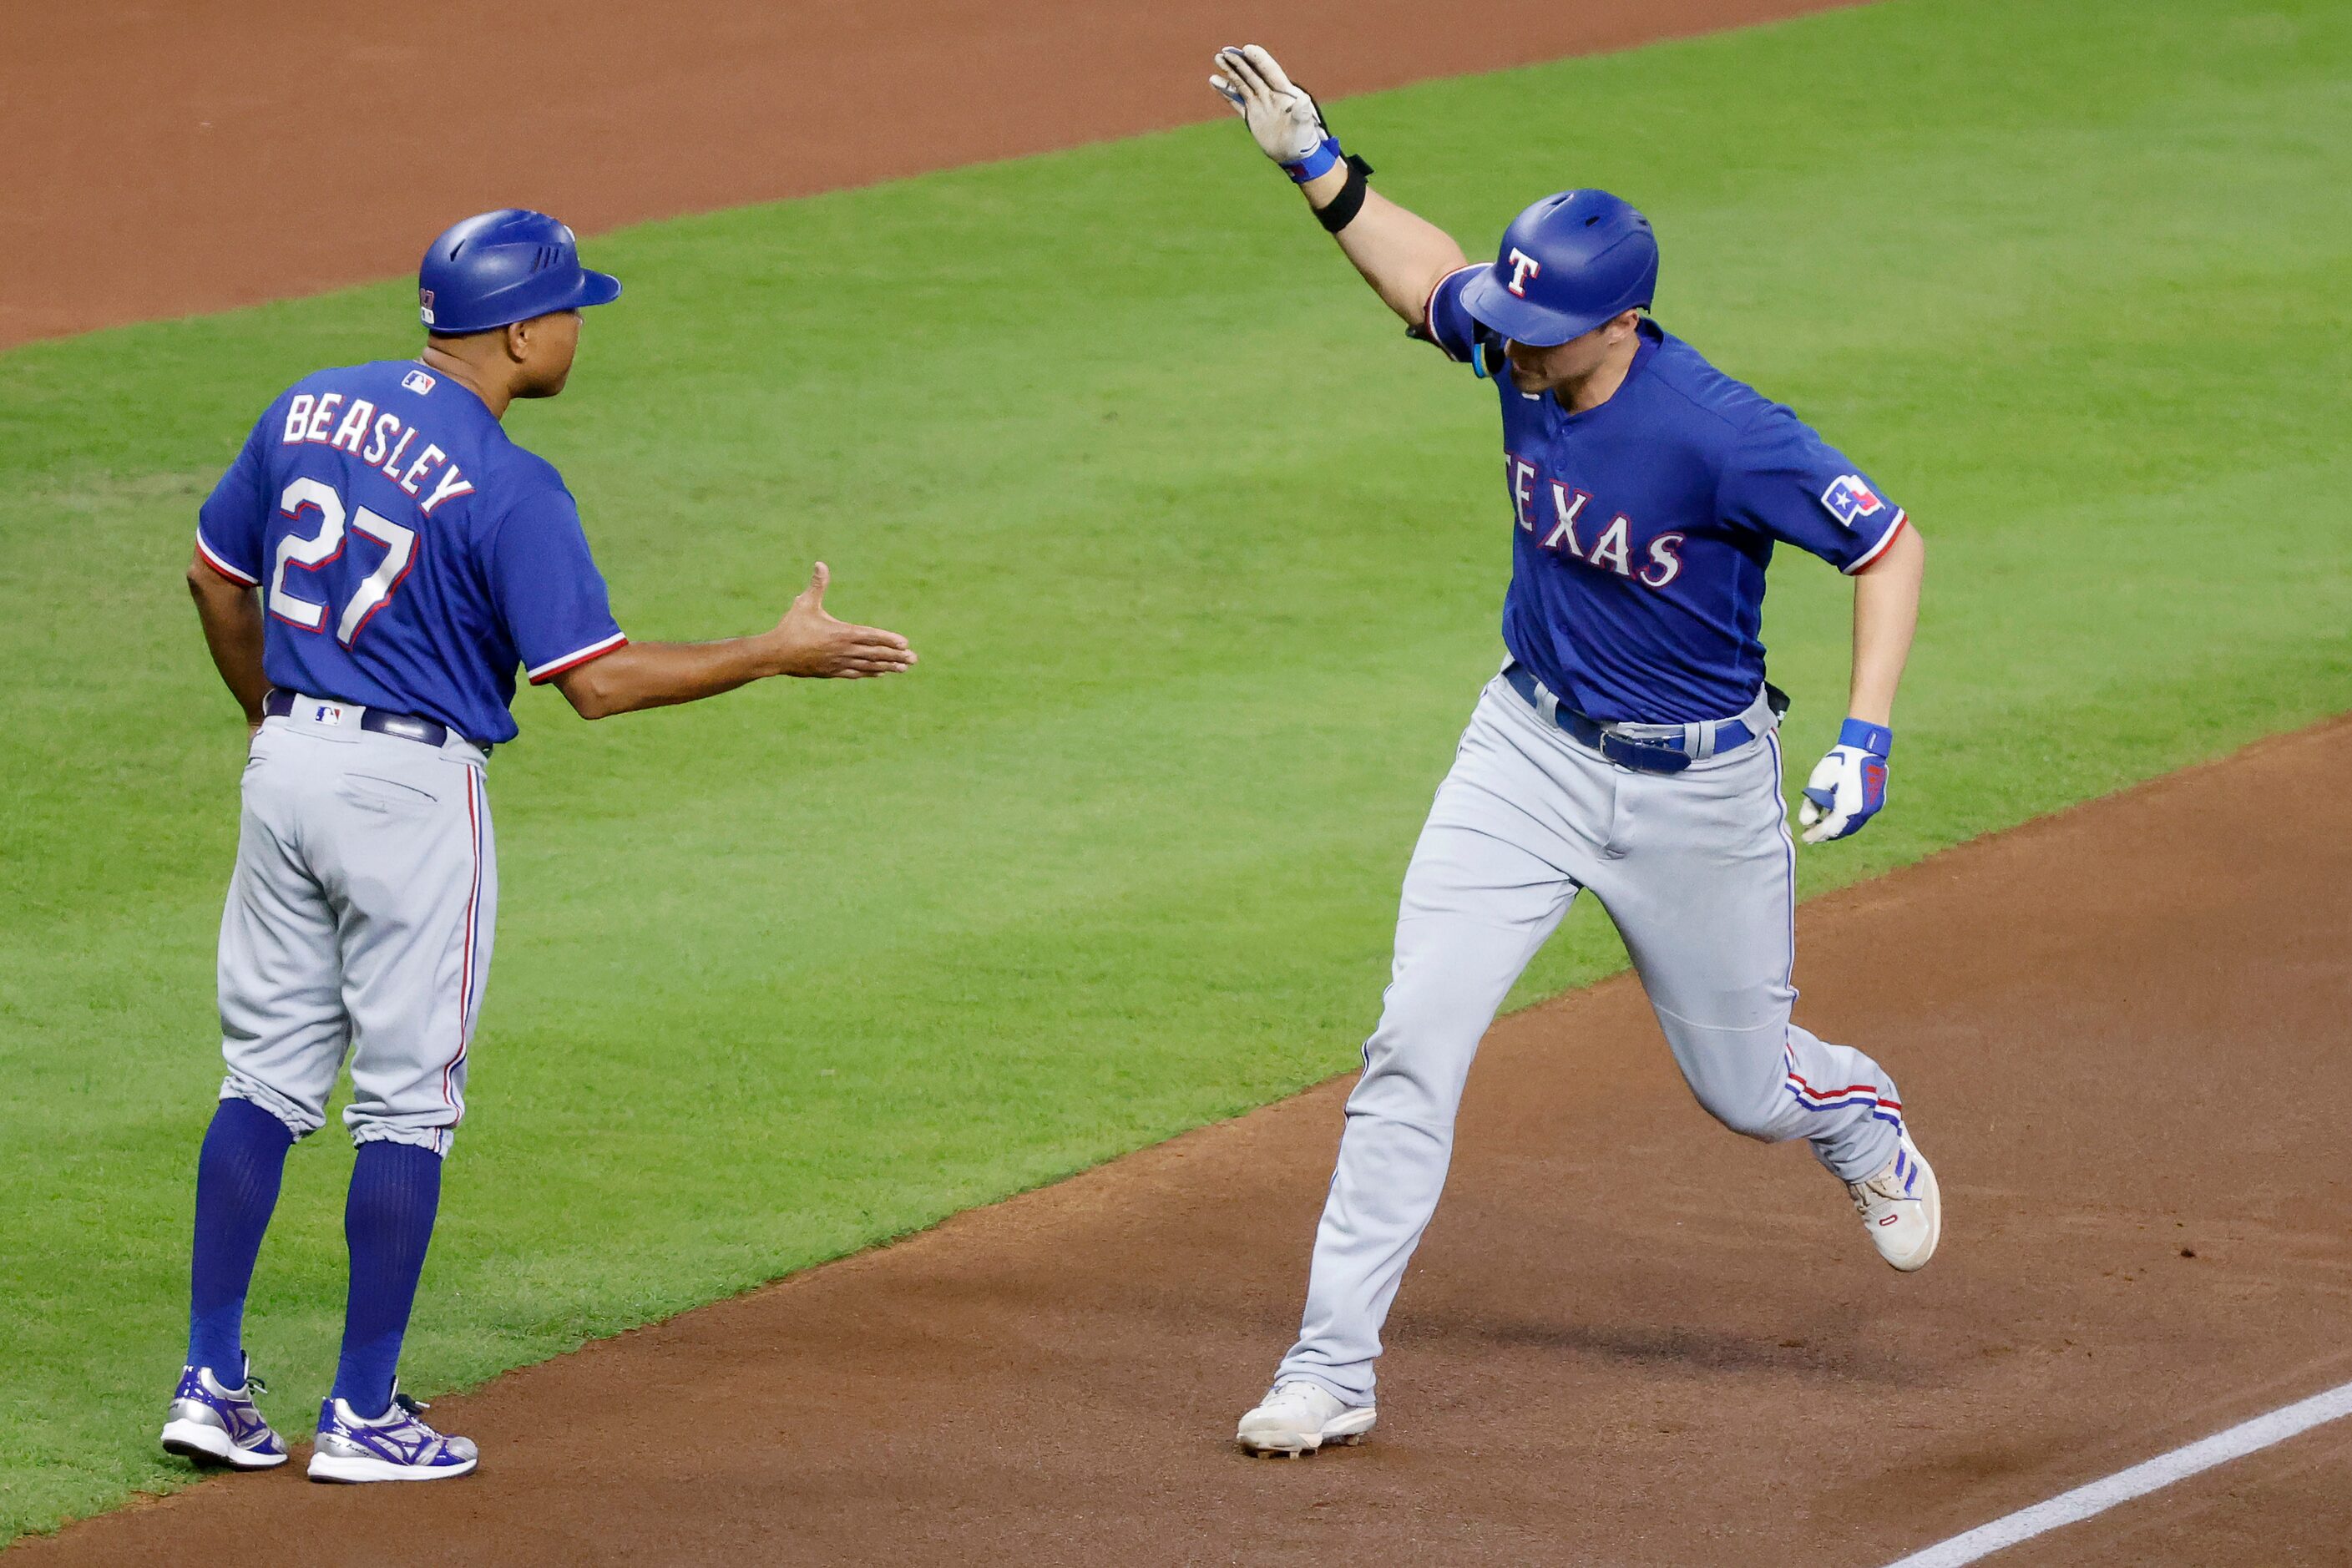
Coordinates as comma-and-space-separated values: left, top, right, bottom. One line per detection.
418, 288, 436, 327
1820, 473, 1885, 529
402, 368, 436, 395
311, 703, 346, 726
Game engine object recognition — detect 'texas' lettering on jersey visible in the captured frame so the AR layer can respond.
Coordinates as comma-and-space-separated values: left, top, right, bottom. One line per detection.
1504, 453, 1683, 589
276, 392, 477, 515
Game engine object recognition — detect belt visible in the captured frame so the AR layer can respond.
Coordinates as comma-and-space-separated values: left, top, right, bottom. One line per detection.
262, 688, 468, 751
1502, 664, 1783, 775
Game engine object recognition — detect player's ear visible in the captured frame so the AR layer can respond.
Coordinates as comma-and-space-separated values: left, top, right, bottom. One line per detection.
503, 318, 532, 365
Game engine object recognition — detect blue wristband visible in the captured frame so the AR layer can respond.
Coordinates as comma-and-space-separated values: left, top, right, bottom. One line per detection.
1282, 136, 1343, 183
1838, 717, 1894, 757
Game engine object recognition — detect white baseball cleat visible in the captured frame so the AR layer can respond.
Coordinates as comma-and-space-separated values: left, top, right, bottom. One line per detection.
1235, 1378, 1377, 1457
1849, 1129, 1941, 1272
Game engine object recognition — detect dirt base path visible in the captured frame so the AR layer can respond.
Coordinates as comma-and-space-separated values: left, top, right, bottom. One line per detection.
19, 720, 2352, 1563
1, 0, 1850, 351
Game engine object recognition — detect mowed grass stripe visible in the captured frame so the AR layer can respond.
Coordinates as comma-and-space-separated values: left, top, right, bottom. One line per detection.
3, 0, 2349, 1538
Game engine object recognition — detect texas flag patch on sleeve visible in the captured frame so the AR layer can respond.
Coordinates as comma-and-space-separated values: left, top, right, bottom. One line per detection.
1820, 473, 1887, 529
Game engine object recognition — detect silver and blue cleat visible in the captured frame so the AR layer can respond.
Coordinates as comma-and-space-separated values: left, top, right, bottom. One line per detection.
307, 1383, 478, 1483
160, 1360, 289, 1470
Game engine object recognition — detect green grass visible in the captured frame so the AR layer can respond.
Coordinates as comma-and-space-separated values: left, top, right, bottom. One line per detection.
4, 0, 2350, 1539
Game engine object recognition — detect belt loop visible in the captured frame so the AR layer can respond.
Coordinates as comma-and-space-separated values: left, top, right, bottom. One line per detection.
1690, 720, 1715, 760
1536, 684, 1560, 729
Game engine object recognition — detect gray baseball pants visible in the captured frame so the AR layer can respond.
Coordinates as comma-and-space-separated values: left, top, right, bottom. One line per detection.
215, 699, 494, 1156
1276, 673, 1903, 1404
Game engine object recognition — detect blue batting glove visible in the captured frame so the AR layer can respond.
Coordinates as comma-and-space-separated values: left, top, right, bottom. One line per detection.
1798, 719, 1891, 844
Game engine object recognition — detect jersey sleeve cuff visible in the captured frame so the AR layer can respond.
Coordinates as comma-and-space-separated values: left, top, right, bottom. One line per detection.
1842, 509, 1909, 575
526, 630, 629, 684
195, 531, 260, 587
1420, 265, 1483, 363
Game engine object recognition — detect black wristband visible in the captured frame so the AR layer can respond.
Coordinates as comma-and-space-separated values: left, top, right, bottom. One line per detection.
1314, 154, 1375, 234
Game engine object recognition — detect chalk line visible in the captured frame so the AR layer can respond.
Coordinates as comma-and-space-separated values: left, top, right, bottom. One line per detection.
1882, 1378, 2352, 1567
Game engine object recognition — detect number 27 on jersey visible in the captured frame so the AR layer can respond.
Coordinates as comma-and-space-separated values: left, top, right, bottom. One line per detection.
269, 478, 417, 647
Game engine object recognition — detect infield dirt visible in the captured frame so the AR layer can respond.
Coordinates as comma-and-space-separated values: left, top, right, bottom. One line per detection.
13, 0, 2351, 1562
18, 725, 2352, 1563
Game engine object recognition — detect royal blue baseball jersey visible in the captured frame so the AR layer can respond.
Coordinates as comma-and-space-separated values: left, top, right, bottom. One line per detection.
196, 361, 626, 745
1422, 266, 1909, 725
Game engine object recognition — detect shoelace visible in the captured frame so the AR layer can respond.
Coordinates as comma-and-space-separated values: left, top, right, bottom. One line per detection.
210, 1354, 271, 1400
207, 1367, 268, 1399
383, 1390, 447, 1446
1848, 1170, 1911, 1216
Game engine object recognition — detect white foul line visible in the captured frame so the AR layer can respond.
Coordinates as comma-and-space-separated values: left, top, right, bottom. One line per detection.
1882, 1378, 2352, 1568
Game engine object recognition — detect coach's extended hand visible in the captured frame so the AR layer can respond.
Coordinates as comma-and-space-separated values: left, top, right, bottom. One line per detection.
772, 562, 916, 679
554, 561, 913, 717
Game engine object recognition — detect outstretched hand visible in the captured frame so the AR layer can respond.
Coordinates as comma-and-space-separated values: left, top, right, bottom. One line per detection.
771, 562, 917, 680
1209, 44, 1328, 166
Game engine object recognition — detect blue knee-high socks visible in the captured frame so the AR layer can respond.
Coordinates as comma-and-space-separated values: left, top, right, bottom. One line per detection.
187, 1097, 296, 1379
330, 1140, 443, 1419
187, 1105, 445, 1414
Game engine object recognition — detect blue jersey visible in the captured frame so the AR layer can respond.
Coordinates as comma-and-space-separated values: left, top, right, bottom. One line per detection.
1423, 267, 1909, 725
196, 360, 626, 745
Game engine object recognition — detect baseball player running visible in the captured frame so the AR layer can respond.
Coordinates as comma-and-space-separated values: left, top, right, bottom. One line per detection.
1210, 48, 1937, 1457
166, 210, 914, 1481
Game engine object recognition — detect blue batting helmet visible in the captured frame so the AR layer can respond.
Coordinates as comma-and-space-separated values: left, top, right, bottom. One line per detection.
417, 209, 621, 335
1458, 190, 1658, 346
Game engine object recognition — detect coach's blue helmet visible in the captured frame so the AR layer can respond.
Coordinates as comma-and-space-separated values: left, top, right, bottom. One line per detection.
417, 209, 621, 335
1458, 189, 1658, 346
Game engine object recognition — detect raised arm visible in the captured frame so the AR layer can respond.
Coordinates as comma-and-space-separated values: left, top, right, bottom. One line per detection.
554, 561, 914, 720
1211, 46, 1468, 329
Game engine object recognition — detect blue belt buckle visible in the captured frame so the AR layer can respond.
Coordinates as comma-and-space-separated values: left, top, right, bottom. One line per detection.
1503, 663, 1703, 774
1599, 731, 1692, 774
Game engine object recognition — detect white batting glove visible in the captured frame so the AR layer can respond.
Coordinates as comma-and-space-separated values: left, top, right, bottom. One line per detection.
1798, 719, 1893, 844
1209, 45, 1332, 170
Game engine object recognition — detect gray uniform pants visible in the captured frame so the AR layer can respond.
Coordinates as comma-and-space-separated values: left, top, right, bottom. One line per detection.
215, 700, 494, 1156
1277, 675, 1903, 1404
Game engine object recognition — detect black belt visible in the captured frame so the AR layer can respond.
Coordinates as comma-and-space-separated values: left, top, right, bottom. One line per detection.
262, 689, 463, 751
1503, 665, 1785, 776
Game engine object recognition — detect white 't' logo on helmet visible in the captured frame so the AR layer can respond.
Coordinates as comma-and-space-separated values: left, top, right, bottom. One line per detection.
1505, 248, 1542, 299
